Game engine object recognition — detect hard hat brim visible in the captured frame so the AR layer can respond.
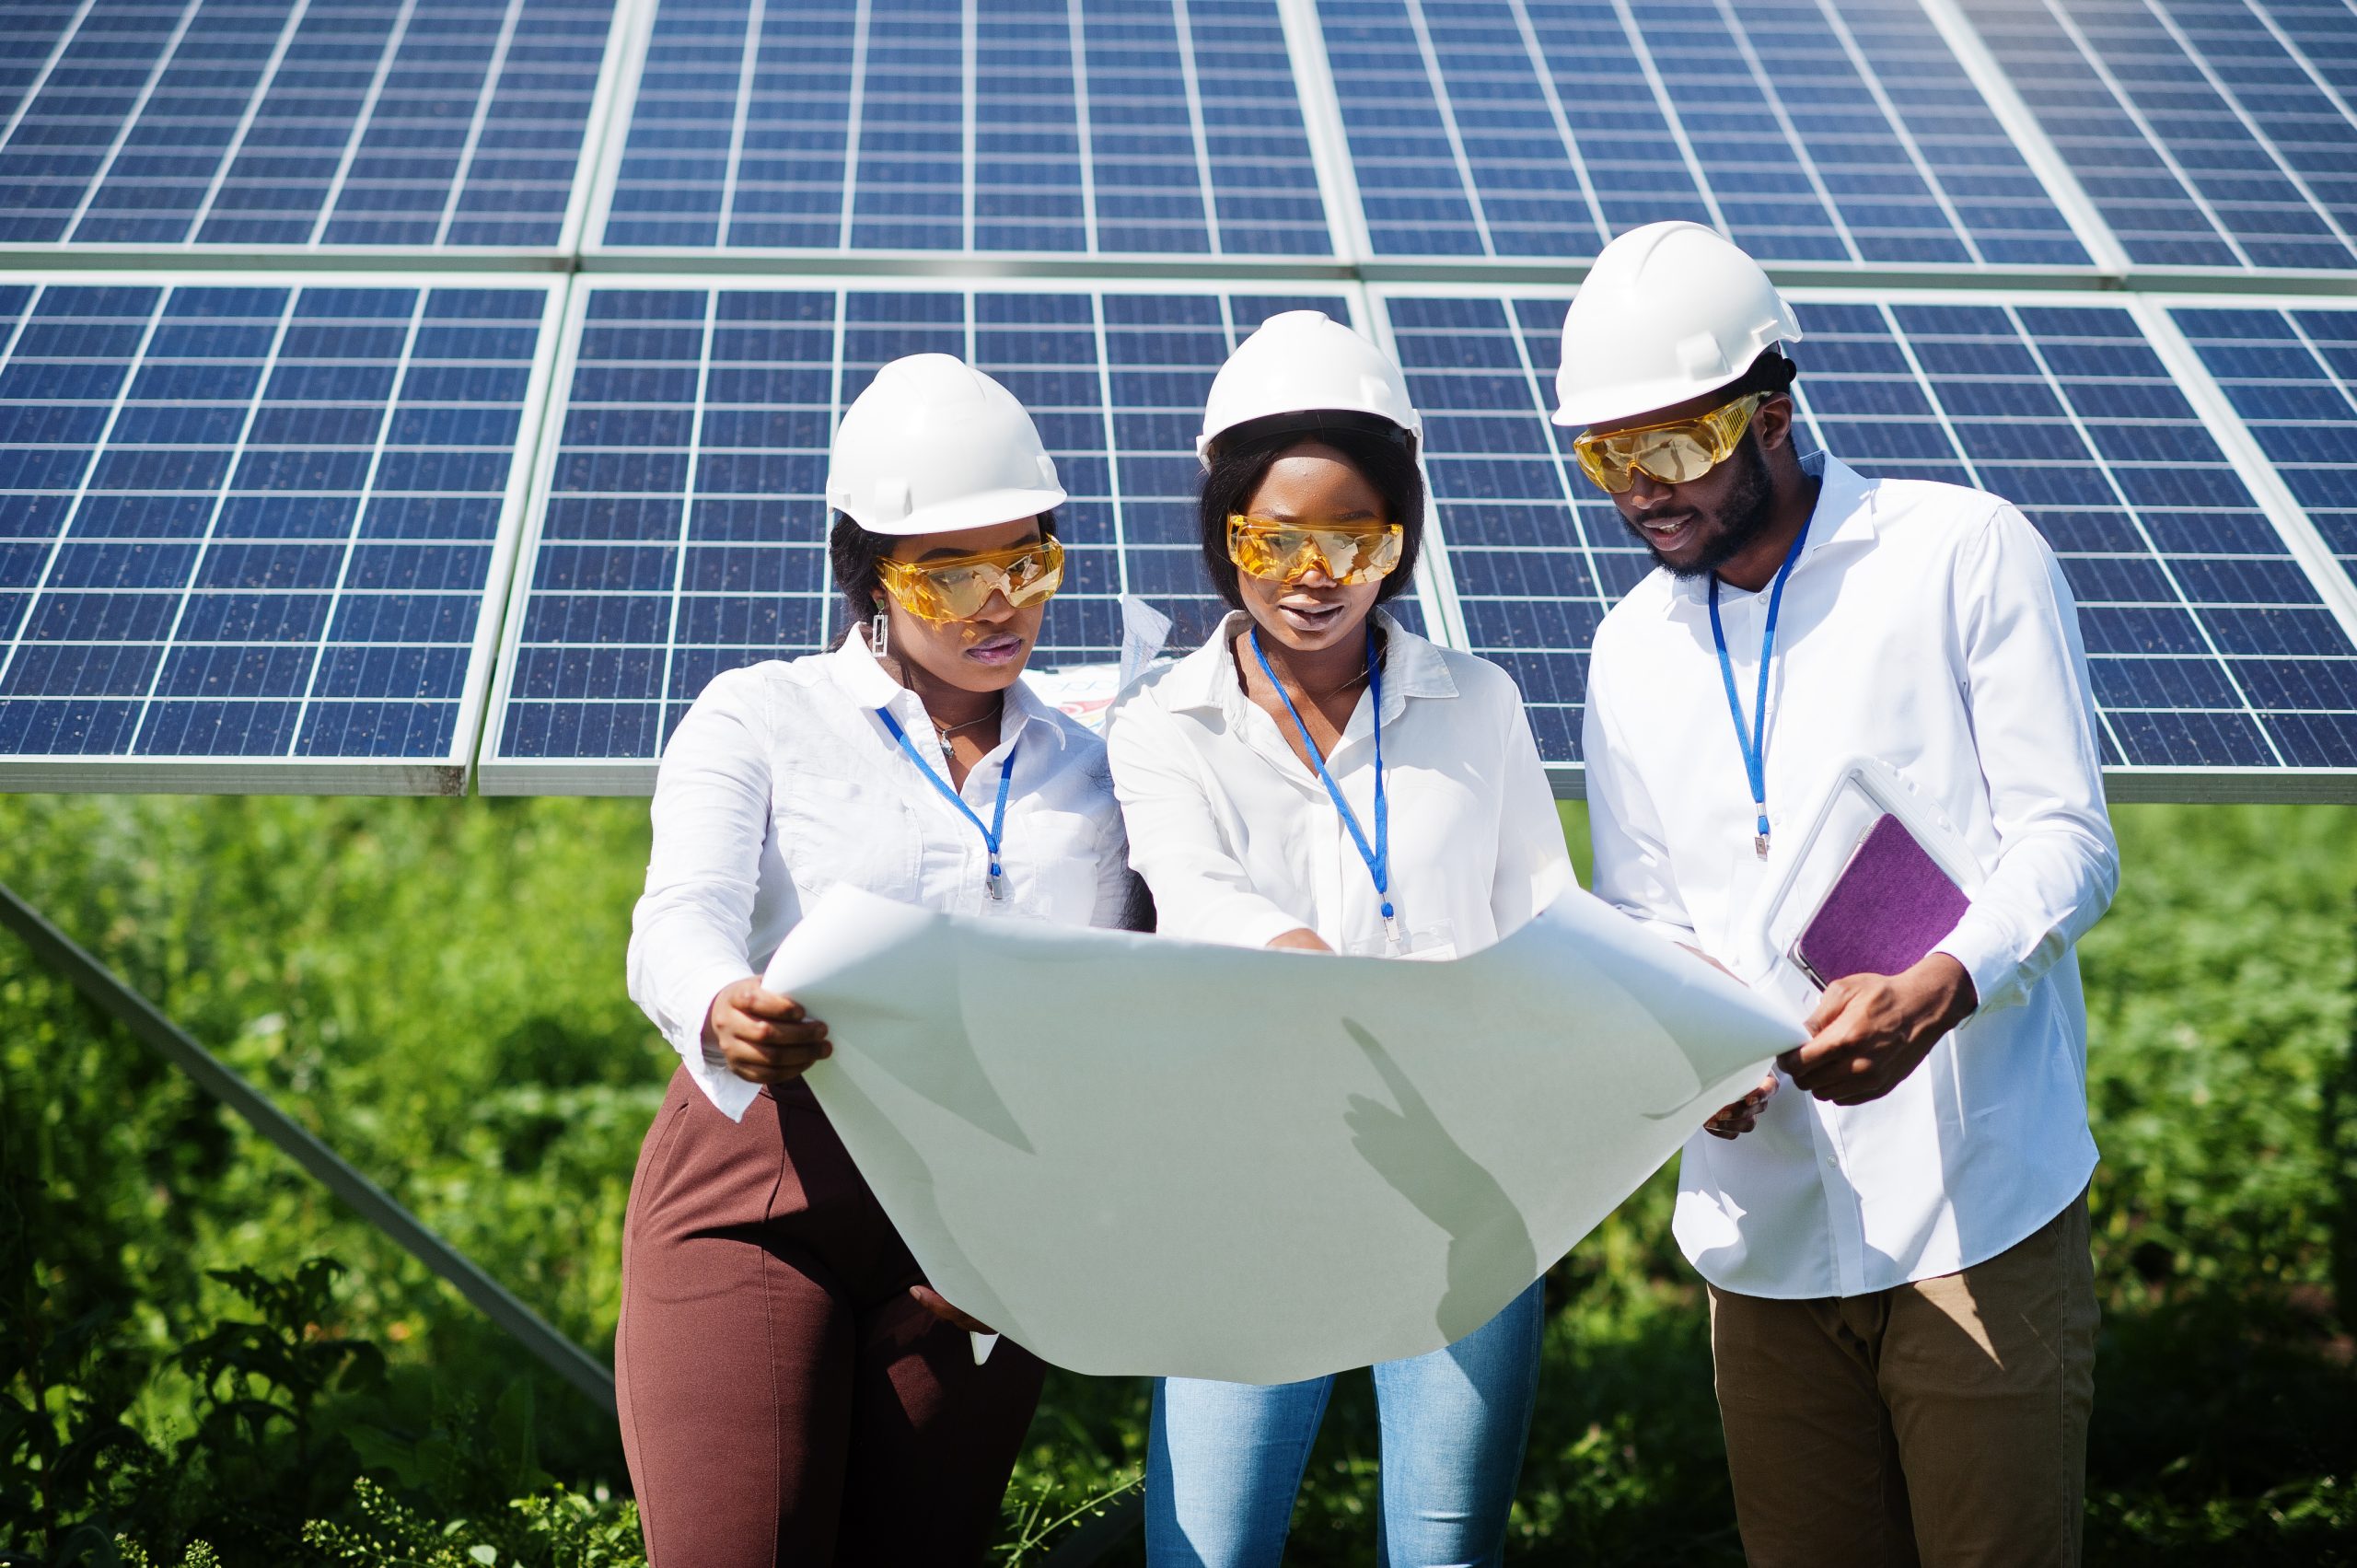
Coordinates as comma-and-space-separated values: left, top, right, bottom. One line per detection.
840, 483, 1069, 539
1551, 369, 1754, 431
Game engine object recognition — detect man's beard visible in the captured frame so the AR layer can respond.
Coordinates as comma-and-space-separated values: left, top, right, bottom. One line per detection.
1622, 435, 1776, 580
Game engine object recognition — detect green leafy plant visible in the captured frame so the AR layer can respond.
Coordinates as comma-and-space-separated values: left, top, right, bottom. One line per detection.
2, 795, 2353, 1563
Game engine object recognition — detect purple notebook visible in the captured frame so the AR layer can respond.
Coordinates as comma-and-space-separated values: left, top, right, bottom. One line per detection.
1789, 813, 1971, 989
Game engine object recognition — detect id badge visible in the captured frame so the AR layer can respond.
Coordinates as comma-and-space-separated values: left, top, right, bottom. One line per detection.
1399, 921, 1457, 962
1344, 920, 1457, 960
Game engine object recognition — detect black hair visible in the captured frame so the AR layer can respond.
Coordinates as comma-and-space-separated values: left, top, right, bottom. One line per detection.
1196, 412, 1425, 610
1724, 346, 1800, 403
827, 509, 1059, 645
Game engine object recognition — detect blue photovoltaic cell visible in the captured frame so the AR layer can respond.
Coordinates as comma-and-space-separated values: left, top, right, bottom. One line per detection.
494, 286, 1424, 763
599, 0, 1330, 255
1957, 0, 2357, 271
1382, 292, 2357, 772
0, 282, 543, 761
1314, 0, 2086, 265
0, 0, 613, 249
2174, 304, 2357, 592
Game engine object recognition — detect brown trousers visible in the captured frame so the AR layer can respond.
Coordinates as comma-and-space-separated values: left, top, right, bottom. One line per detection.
1708, 1192, 2097, 1568
615, 1067, 1046, 1566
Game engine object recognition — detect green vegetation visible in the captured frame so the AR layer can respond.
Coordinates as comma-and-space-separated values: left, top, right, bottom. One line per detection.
3, 795, 2352, 1564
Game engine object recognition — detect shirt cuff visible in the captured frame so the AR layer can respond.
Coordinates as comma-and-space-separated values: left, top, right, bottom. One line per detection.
1932, 906, 2026, 1017
670, 960, 763, 1121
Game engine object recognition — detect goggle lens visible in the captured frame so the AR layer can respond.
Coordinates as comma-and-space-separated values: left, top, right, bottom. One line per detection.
1225, 517, 1403, 586
1572, 393, 1766, 494
877, 538, 1064, 622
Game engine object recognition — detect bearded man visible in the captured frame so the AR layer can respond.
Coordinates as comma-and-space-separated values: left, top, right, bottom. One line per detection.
1565, 222, 2119, 1568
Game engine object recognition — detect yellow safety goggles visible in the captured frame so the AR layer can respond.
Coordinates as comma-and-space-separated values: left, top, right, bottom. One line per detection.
876, 538, 1064, 623
1571, 392, 1766, 494
1225, 516, 1404, 587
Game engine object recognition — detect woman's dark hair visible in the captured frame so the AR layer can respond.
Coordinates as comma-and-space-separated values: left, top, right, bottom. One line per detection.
1197, 412, 1425, 610
827, 509, 1059, 645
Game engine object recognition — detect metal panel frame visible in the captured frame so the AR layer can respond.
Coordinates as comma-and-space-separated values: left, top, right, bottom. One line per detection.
0, 268, 568, 796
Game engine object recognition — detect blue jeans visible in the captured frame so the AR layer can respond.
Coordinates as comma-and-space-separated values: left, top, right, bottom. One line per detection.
1144, 1281, 1545, 1568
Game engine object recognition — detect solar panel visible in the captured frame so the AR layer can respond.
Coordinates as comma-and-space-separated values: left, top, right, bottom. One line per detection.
1377, 286, 2357, 787
592, 0, 1334, 256
478, 281, 1443, 791
2172, 301, 2357, 598
0, 0, 617, 250
1311, 0, 2089, 266
1951, 0, 2357, 272
0, 276, 558, 791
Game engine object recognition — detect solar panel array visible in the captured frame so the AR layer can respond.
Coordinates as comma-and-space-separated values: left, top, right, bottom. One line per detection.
0, 276, 555, 789
594, 0, 1331, 255
2174, 303, 2357, 589
1317, 0, 2089, 266
481, 283, 1411, 788
1954, 0, 2357, 272
4, 0, 2355, 795
1387, 289, 2357, 774
0, 0, 618, 250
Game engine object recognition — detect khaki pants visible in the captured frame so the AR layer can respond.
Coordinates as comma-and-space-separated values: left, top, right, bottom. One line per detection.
1707, 1192, 2096, 1568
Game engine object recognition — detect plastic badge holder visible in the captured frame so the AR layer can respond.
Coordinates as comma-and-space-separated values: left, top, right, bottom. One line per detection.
1740, 757, 1986, 1016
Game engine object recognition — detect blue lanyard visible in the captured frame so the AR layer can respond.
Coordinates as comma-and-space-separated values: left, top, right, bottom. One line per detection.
1708, 520, 1812, 859
877, 707, 1018, 901
1249, 623, 1398, 947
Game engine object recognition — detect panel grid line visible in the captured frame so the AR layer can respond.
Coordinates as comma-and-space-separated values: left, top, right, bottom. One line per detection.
2135, 0, 2357, 261
434, 0, 536, 248
2001, 297, 2286, 770
654, 291, 720, 734
1168, 0, 1228, 258
2037, 0, 2256, 266
306, 0, 428, 249
182, 0, 315, 242
286, 291, 432, 749
1066, 0, 1102, 255
1702, 0, 1864, 265
0, 0, 97, 157
1399, 0, 1500, 257
961, 0, 979, 253
124, 291, 304, 755
0, 285, 168, 694
59, 0, 207, 243
1500, 0, 1610, 245
1859, 301, 2138, 763
2240, 0, 2357, 126
837, 0, 874, 252
1605, 0, 1734, 237
1807, 0, 1990, 267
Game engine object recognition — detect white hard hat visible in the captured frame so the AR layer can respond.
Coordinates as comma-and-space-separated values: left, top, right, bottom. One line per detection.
1198, 310, 1422, 461
826, 354, 1066, 536
1552, 221, 1803, 429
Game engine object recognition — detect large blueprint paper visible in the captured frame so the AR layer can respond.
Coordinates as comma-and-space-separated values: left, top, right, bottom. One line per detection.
768, 887, 1800, 1385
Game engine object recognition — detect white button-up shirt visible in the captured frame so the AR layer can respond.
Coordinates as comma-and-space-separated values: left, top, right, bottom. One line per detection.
1109, 610, 1573, 958
1584, 452, 2119, 1299
628, 632, 1134, 1121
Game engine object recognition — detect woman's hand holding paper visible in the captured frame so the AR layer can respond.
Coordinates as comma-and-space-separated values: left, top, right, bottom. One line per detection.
705, 977, 833, 1085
